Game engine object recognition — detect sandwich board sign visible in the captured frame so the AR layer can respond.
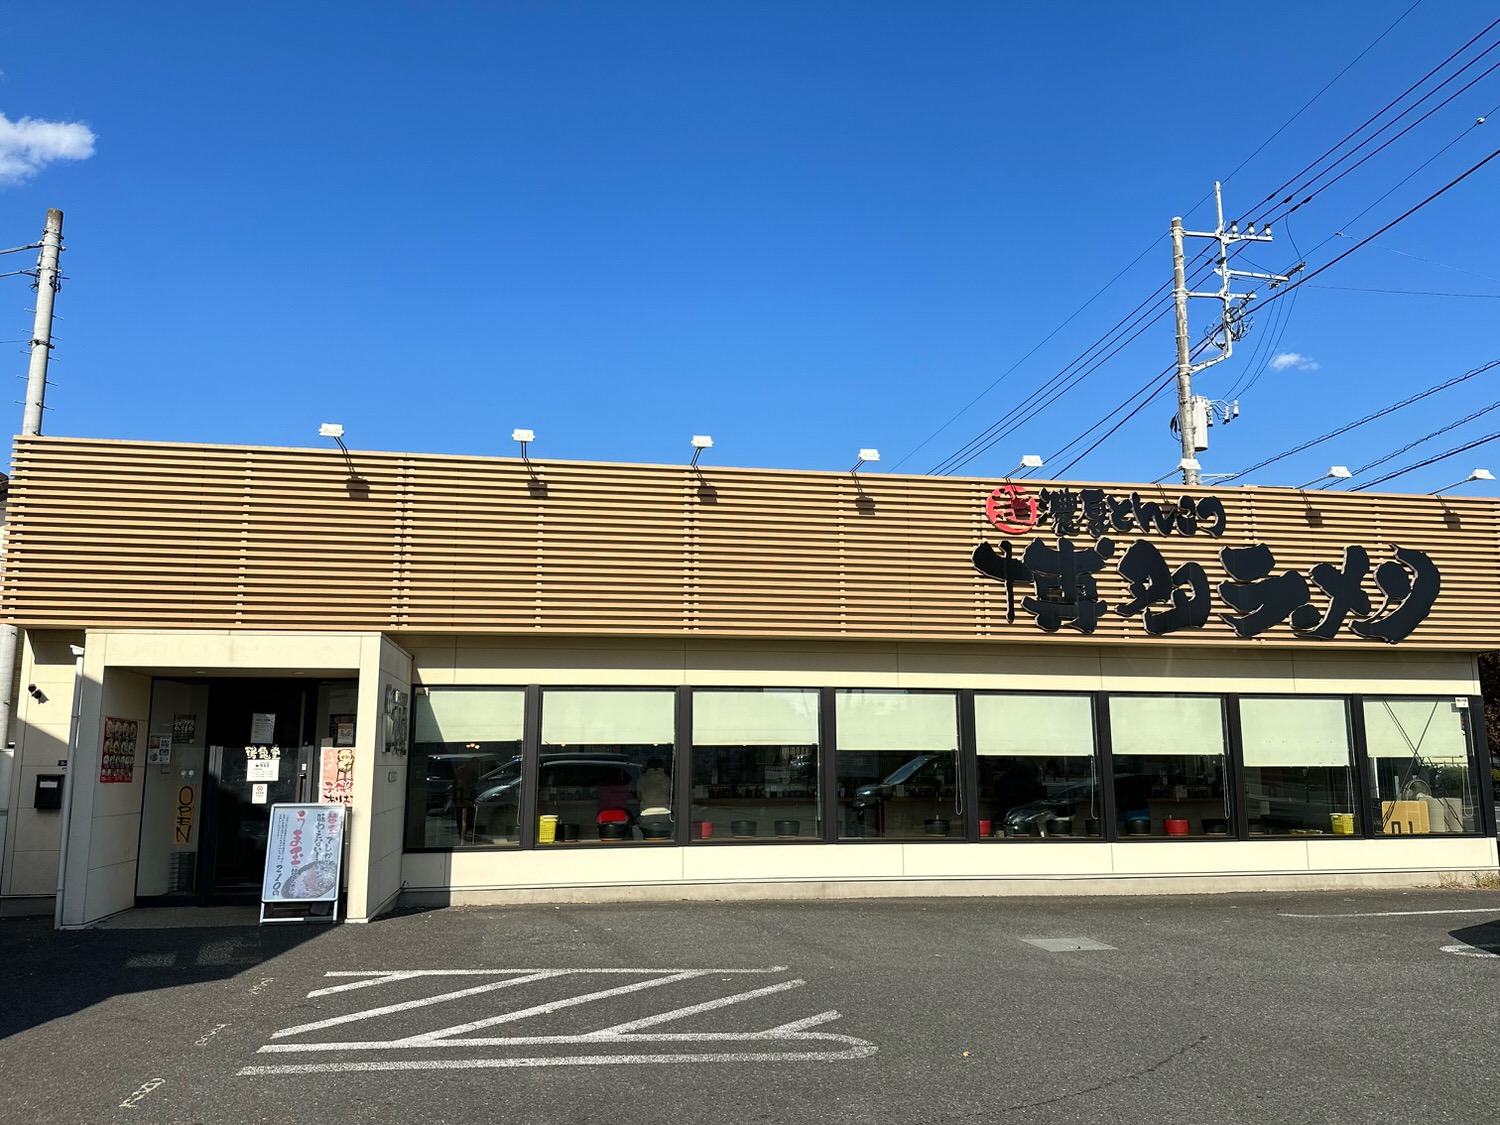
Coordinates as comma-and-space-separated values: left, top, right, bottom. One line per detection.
260, 803, 346, 924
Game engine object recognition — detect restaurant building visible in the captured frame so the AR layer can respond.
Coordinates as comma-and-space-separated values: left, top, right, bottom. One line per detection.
0, 435, 1495, 926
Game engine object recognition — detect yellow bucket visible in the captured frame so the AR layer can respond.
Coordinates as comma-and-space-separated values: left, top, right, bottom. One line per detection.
538, 814, 559, 844
1330, 812, 1354, 836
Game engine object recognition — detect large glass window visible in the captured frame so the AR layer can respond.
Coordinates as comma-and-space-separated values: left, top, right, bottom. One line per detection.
836, 690, 960, 840
690, 690, 819, 841
406, 689, 525, 849
1109, 695, 1229, 838
976, 694, 1099, 839
1241, 697, 1357, 836
537, 689, 676, 845
1364, 697, 1478, 835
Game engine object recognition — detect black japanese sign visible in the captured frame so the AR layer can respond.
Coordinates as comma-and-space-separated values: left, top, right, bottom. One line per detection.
972, 485, 1440, 644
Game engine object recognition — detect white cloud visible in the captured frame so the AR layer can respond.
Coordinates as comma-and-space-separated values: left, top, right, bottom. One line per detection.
1269, 352, 1319, 372
0, 113, 96, 185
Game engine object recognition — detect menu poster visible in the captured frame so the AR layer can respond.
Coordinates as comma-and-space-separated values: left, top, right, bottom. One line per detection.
261, 803, 345, 905
250, 713, 276, 744
320, 744, 356, 806
100, 717, 139, 784
171, 713, 197, 745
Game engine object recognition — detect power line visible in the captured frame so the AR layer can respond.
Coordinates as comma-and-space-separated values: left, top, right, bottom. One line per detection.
1341, 396, 1500, 485
887, 237, 1161, 472
1244, 145, 1500, 317
1044, 140, 1498, 478
1307, 284, 1500, 297
1352, 427, 1500, 491
905, 8, 1435, 478
1217, 0, 1426, 187
1249, 49, 1500, 229
1220, 357, 1500, 483
1242, 14, 1500, 222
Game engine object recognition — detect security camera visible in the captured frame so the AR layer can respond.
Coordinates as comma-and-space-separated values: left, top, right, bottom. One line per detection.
27, 684, 46, 702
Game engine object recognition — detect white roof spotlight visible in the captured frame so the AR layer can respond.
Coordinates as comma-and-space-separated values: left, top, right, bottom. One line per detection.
1297, 465, 1352, 490
851, 448, 880, 474
1431, 467, 1496, 496
690, 435, 713, 467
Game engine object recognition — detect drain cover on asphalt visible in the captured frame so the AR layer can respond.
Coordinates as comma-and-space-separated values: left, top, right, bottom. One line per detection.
1021, 937, 1116, 952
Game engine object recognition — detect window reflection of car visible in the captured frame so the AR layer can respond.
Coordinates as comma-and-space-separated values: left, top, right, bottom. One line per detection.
1002, 778, 1104, 835
472, 754, 640, 836
851, 753, 955, 814
425, 752, 500, 813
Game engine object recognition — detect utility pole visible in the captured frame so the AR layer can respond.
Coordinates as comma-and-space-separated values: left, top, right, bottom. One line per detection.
1170, 185, 1294, 485
1170, 217, 1197, 484
0, 208, 64, 753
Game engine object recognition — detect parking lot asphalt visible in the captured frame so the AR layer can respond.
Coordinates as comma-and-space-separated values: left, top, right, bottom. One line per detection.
2, 886, 1499, 1124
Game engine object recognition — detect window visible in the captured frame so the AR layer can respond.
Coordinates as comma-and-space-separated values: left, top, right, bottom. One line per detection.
1240, 697, 1357, 836
690, 690, 819, 841
536, 689, 676, 845
976, 694, 1099, 839
836, 690, 960, 839
1364, 697, 1478, 835
1108, 695, 1229, 837
406, 689, 524, 849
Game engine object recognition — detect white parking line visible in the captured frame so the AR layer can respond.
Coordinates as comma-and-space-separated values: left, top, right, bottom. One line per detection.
240, 967, 875, 1074
1439, 943, 1500, 958
1279, 907, 1499, 919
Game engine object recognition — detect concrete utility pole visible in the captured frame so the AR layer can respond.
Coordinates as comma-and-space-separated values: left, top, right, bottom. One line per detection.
21, 209, 63, 437
1170, 185, 1293, 485
0, 208, 64, 752
1170, 217, 1197, 484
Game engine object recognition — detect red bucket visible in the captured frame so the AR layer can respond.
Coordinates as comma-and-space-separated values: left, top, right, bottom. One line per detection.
1164, 817, 1190, 836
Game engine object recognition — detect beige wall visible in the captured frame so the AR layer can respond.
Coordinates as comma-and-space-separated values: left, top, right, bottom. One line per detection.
344, 635, 413, 922
1, 630, 83, 901
403, 837, 1500, 903
48, 630, 378, 926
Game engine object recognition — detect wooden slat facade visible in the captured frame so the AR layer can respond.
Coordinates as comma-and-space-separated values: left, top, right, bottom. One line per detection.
3, 436, 1498, 650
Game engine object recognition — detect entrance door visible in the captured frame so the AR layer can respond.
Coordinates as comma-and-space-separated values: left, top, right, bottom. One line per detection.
137, 676, 356, 906
200, 679, 322, 902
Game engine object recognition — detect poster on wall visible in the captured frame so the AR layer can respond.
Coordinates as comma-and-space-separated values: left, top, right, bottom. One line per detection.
250, 713, 276, 744
171, 713, 197, 745
331, 713, 356, 747
99, 717, 139, 784
147, 735, 172, 764
260, 803, 345, 924
320, 744, 355, 806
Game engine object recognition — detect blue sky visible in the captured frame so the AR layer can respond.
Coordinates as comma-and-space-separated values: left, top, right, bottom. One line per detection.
2, 2, 1497, 493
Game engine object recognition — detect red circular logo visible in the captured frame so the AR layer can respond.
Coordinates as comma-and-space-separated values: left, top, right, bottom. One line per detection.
985, 484, 1038, 534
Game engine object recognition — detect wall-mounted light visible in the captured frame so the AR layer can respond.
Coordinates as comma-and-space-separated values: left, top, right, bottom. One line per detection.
1297, 465, 1352, 490
318, 422, 358, 478
1431, 467, 1495, 496
850, 448, 880, 475
1010, 453, 1044, 478
690, 434, 713, 468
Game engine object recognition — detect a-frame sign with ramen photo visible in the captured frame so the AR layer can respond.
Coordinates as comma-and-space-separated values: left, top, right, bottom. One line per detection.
260, 803, 346, 924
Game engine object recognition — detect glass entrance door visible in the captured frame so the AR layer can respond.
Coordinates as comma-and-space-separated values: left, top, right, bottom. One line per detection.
198, 679, 340, 902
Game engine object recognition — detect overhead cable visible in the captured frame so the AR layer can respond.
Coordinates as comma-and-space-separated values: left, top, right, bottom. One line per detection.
1352, 428, 1500, 491
1220, 357, 1500, 483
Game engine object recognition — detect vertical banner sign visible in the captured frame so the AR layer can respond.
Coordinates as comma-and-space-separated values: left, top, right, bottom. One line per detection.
100, 717, 139, 783
261, 803, 345, 924
320, 745, 355, 805
173, 784, 195, 845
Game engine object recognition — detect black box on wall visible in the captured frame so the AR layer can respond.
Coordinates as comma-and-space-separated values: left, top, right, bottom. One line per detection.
33, 774, 63, 810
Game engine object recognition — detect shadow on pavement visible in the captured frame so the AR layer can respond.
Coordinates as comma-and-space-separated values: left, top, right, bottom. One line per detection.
1448, 917, 1500, 954
0, 915, 327, 1040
